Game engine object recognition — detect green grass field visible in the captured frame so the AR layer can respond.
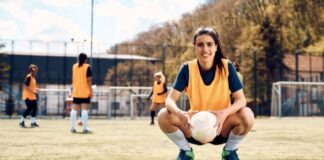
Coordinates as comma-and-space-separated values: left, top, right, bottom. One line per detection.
0, 117, 324, 160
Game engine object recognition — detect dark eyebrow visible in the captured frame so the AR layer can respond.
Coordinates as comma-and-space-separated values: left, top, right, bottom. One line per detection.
196, 42, 215, 45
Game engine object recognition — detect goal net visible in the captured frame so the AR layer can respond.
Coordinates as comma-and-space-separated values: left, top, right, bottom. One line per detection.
37, 87, 110, 117
271, 81, 324, 117
107, 86, 189, 119
37, 86, 189, 118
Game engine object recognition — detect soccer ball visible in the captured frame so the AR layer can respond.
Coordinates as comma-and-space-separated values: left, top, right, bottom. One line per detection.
190, 111, 217, 144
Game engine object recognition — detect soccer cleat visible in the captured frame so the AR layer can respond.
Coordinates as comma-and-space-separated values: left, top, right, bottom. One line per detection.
221, 148, 239, 160
150, 121, 154, 125
82, 128, 93, 134
71, 129, 77, 133
31, 122, 39, 127
19, 121, 26, 128
177, 148, 194, 160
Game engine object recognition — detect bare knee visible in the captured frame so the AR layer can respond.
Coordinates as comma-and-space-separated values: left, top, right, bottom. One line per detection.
157, 108, 170, 127
238, 107, 255, 130
157, 108, 178, 133
151, 103, 158, 111
157, 108, 168, 121
72, 105, 80, 111
220, 107, 255, 136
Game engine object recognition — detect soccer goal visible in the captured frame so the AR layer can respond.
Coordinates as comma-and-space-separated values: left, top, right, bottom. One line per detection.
37, 87, 110, 117
271, 81, 324, 117
37, 86, 189, 118
107, 86, 189, 119
37, 88, 70, 116
107, 86, 152, 119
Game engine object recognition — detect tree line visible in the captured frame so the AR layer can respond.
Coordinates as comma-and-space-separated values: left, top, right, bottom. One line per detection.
104, 0, 323, 107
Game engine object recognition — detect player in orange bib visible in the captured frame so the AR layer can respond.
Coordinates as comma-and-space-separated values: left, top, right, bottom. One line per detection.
70, 53, 93, 133
157, 27, 254, 160
147, 72, 167, 125
20, 64, 39, 128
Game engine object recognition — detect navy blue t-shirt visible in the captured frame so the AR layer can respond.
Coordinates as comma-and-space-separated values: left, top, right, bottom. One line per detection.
173, 61, 243, 93
87, 66, 93, 77
25, 76, 31, 86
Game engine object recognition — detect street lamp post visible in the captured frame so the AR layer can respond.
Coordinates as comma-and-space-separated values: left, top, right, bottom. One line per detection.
90, 0, 94, 66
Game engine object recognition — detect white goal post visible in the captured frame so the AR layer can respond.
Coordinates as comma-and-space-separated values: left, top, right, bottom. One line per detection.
107, 86, 189, 119
271, 81, 324, 117
107, 86, 152, 119
36, 86, 189, 118
130, 94, 150, 119
37, 87, 110, 116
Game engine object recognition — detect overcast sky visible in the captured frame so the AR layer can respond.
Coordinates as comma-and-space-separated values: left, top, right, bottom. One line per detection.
0, 0, 207, 48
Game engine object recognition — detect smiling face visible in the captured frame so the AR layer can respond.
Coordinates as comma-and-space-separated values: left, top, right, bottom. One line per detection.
194, 34, 217, 69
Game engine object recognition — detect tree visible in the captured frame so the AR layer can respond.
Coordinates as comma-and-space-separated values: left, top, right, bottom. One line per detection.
260, 16, 284, 103
104, 60, 157, 86
103, 0, 324, 115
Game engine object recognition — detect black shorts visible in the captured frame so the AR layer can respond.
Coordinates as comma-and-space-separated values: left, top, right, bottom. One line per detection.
73, 97, 91, 104
186, 135, 228, 145
25, 99, 37, 108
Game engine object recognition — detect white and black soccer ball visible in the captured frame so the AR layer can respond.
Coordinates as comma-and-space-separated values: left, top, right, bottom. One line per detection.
190, 111, 217, 144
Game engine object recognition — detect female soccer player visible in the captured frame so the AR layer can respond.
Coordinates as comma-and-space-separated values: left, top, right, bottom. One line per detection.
147, 72, 167, 125
157, 27, 254, 160
70, 53, 93, 133
20, 64, 39, 128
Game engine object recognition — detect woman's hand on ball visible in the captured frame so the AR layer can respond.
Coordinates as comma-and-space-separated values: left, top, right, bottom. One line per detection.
209, 109, 230, 136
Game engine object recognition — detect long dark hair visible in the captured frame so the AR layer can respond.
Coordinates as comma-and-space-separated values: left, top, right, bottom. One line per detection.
78, 53, 87, 67
192, 27, 226, 74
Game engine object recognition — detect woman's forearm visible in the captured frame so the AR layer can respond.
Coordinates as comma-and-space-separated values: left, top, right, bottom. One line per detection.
165, 97, 181, 115
228, 96, 246, 115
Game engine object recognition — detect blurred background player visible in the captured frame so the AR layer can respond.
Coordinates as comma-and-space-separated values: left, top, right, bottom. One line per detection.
70, 53, 93, 133
147, 72, 167, 125
19, 64, 40, 128
64, 93, 73, 118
